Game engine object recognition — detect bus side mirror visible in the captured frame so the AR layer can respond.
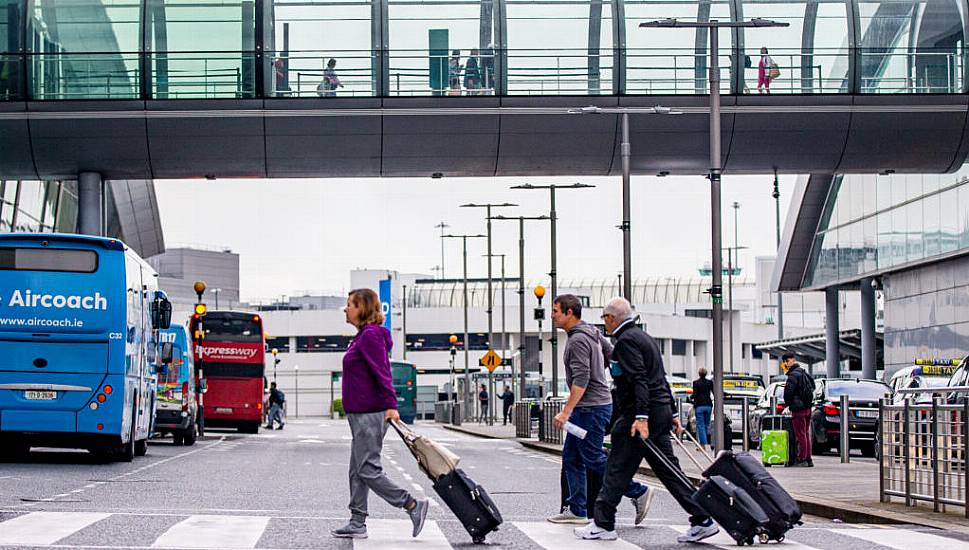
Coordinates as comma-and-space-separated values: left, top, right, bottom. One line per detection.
160, 342, 174, 365
152, 298, 173, 330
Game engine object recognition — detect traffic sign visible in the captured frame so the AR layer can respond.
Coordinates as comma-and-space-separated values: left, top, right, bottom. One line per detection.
479, 349, 502, 372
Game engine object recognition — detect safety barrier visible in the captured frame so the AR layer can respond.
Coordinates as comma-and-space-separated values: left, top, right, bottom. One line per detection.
539, 399, 566, 445
880, 387, 969, 516
514, 400, 535, 439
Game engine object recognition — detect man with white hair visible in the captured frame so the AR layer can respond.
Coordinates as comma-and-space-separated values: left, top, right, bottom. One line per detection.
575, 297, 718, 543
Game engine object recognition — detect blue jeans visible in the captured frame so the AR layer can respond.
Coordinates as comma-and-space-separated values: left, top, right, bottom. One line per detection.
695, 405, 712, 446
562, 403, 648, 517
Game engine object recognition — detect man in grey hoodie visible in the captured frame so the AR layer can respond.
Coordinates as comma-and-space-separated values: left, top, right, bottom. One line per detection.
547, 294, 653, 525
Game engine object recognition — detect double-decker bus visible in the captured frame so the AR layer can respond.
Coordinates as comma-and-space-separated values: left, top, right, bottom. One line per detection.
189, 311, 265, 433
0, 234, 172, 461
391, 361, 417, 424
155, 325, 199, 445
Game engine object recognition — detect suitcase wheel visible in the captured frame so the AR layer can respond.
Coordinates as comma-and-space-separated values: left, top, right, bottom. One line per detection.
472, 536, 486, 544
759, 533, 770, 544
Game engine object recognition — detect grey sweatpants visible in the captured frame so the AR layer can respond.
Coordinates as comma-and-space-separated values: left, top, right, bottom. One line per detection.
346, 411, 412, 525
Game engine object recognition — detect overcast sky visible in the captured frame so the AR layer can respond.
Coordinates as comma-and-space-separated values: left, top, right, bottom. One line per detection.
155, 174, 798, 302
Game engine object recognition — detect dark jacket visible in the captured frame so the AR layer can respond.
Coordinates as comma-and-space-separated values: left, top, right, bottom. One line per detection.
691, 376, 713, 408
500, 389, 515, 408
783, 364, 816, 412
269, 388, 285, 406
341, 324, 398, 414
611, 319, 675, 418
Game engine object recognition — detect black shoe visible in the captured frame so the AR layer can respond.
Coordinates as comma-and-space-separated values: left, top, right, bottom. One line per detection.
806, 459, 814, 467
792, 461, 811, 468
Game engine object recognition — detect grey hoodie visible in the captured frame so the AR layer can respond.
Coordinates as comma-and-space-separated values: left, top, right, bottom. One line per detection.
563, 321, 613, 407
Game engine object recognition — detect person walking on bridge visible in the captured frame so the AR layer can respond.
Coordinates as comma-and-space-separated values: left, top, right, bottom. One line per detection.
331, 288, 429, 540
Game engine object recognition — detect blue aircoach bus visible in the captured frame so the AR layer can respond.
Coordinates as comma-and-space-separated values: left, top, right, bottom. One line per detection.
0, 234, 172, 461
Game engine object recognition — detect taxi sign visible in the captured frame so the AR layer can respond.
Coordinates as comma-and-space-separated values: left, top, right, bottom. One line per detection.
916, 365, 956, 377
479, 349, 502, 372
915, 358, 962, 367
723, 379, 760, 390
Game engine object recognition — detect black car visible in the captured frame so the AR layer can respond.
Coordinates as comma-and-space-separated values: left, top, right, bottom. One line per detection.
811, 378, 891, 457
747, 381, 786, 447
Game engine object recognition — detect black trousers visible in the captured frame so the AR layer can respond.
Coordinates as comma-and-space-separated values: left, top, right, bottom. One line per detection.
503, 403, 513, 424
593, 408, 710, 531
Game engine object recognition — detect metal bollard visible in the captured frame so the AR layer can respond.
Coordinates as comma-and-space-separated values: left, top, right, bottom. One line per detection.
742, 396, 750, 452
840, 394, 850, 463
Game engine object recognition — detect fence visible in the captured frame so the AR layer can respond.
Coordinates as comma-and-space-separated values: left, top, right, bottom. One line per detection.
879, 387, 969, 516
539, 399, 566, 445
433, 401, 462, 426
514, 400, 535, 439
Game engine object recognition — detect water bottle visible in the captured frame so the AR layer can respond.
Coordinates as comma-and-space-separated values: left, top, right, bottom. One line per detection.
563, 421, 588, 440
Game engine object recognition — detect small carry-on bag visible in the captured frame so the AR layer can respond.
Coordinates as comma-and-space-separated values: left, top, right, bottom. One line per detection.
702, 451, 802, 542
693, 475, 770, 546
391, 420, 502, 544
760, 415, 797, 467
760, 430, 789, 466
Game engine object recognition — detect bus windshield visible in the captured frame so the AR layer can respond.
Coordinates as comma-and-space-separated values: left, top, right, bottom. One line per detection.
201, 315, 262, 343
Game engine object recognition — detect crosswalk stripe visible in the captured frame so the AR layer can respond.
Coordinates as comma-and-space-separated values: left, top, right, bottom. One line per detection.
668, 525, 819, 549
831, 528, 967, 550
152, 515, 270, 549
353, 519, 451, 549
0, 512, 110, 546
514, 521, 640, 549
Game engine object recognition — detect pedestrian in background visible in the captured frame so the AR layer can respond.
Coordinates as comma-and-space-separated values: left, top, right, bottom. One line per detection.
501, 385, 515, 425
758, 46, 776, 94
331, 288, 429, 540
464, 49, 481, 94
691, 368, 714, 449
576, 297, 718, 543
782, 352, 815, 467
448, 50, 462, 95
548, 294, 652, 525
265, 381, 286, 430
478, 384, 489, 423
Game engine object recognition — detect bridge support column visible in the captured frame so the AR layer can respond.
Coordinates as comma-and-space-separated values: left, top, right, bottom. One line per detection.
77, 172, 103, 236
860, 278, 877, 380
825, 287, 840, 378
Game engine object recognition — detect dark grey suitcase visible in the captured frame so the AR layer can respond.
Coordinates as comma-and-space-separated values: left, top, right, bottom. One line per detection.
694, 475, 770, 546
432, 468, 503, 544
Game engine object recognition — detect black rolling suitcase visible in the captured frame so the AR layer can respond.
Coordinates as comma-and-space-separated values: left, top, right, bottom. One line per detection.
432, 468, 503, 544
693, 475, 769, 546
703, 451, 802, 542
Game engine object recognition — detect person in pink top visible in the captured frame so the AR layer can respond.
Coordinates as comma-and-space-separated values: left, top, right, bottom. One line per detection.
758, 47, 775, 94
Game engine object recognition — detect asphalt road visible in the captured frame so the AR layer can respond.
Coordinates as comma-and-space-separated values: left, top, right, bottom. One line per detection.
1, 420, 967, 549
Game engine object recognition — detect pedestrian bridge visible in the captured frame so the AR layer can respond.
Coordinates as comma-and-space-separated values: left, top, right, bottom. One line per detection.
1, 0, 969, 178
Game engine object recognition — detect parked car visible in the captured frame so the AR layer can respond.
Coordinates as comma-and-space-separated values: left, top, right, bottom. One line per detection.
747, 381, 787, 448
668, 374, 694, 419
686, 373, 765, 441
888, 361, 957, 404
811, 378, 891, 457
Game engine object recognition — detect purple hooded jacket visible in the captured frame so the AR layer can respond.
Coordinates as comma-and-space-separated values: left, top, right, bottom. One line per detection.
342, 323, 398, 414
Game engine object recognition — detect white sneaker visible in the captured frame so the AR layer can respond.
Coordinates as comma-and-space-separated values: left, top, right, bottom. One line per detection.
632, 487, 655, 525
676, 520, 719, 543
574, 522, 618, 540
547, 510, 590, 524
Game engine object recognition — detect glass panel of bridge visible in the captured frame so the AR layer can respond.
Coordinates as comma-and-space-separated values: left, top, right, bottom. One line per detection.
146, 0, 257, 99
1, 0, 23, 100
387, 0, 497, 96
856, 0, 966, 93
738, 0, 850, 94
505, 0, 613, 95
26, 0, 140, 100
624, 0, 731, 94
268, 0, 374, 98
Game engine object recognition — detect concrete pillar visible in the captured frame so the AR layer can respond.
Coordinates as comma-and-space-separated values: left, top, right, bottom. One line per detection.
860, 278, 877, 380
662, 338, 673, 373
688, 340, 697, 378
77, 172, 103, 236
825, 288, 841, 378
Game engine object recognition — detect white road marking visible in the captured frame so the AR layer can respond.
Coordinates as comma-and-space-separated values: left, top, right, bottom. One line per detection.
152, 515, 270, 549
831, 528, 967, 550
353, 519, 450, 550
0, 512, 110, 546
428, 498, 440, 507
402, 473, 413, 481
514, 521, 639, 549
669, 525, 819, 549
411, 483, 424, 492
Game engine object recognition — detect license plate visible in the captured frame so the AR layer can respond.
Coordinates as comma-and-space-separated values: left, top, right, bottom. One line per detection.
216, 407, 233, 414
855, 410, 878, 418
24, 390, 57, 400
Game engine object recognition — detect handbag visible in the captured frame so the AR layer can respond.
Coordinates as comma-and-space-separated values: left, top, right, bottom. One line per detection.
768, 63, 780, 80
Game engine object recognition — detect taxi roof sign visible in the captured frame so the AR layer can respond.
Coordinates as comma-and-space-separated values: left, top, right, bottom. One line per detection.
915, 358, 962, 366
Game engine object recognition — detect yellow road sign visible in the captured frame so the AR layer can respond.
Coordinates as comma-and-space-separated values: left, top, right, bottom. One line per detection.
479, 349, 502, 372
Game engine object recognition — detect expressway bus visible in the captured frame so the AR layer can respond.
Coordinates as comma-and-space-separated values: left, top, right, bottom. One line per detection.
392, 360, 417, 424
0, 234, 172, 461
189, 311, 265, 433
155, 324, 199, 445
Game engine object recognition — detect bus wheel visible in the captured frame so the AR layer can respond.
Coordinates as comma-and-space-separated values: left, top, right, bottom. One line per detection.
135, 438, 148, 457
183, 427, 197, 446
240, 422, 260, 434
173, 433, 185, 446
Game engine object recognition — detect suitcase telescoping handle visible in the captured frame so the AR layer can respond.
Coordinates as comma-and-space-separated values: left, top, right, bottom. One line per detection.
676, 428, 715, 465
639, 436, 697, 491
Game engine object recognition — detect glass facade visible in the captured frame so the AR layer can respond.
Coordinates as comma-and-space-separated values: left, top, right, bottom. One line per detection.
0, 179, 78, 233
0, 0, 966, 99
805, 164, 969, 288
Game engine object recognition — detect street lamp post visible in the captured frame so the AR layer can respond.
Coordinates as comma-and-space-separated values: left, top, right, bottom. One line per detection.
293, 364, 299, 418
461, 202, 517, 425
271, 348, 280, 382
728, 201, 740, 374
448, 334, 458, 412
534, 285, 546, 398
773, 169, 785, 339
490, 214, 550, 399
442, 233, 486, 417
511, 183, 593, 398
435, 221, 449, 278
640, 16, 788, 452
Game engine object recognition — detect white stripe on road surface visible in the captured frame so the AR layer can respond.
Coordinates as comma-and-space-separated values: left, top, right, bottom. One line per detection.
832, 528, 967, 550
353, 519, 450, 550
0, 512, 110, 545
514, 521, 640, 549
669, 525, 819, 550
152, 515, 270, 549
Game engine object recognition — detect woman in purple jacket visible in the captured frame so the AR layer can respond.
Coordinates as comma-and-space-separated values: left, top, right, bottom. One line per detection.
330, 288, 429, 540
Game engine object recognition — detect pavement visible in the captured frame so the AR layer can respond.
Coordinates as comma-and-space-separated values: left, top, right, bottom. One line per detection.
443, 420, 969, 535
1, 419, 968, 549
